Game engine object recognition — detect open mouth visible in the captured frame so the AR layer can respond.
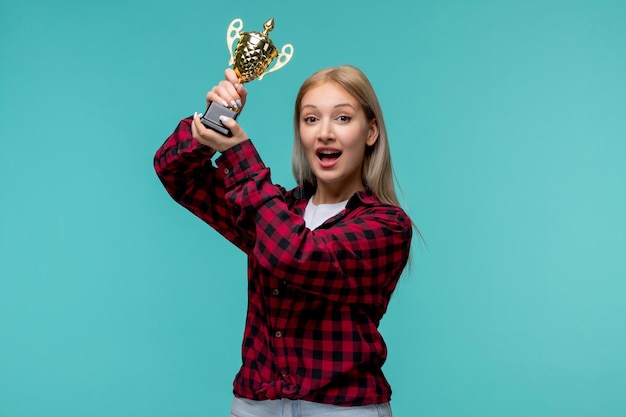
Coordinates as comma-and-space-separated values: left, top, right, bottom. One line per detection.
316, 149, 342, 162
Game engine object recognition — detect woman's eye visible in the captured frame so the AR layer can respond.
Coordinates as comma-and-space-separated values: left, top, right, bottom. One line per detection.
337, 115, 352, 122
303, 116, 318, 123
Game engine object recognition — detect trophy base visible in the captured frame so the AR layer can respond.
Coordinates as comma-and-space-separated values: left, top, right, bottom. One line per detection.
200, 102, 239, 136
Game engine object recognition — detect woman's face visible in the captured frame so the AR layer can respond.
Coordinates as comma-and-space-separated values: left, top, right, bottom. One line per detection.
298, 82, 378, 201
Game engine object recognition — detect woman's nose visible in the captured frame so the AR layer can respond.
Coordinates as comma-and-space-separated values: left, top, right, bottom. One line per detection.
317, 119, 335, 142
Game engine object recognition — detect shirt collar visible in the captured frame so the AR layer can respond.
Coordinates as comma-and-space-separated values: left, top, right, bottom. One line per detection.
293, 185, 380, 207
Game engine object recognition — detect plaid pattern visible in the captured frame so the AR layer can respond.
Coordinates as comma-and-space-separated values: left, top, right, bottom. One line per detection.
154, 117, 412, 406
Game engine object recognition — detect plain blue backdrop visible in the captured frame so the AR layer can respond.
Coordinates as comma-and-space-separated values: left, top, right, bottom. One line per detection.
1, 1, 625, 416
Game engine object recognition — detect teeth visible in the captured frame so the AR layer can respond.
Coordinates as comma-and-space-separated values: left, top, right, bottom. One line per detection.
318, 150, 340, 155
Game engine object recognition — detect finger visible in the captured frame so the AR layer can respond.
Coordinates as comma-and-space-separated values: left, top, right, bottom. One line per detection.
236, 82, 247, 107
191, 112, 203, 140
219, 115, 248, 143
224, 69, 247, 106
207, 89, 230, 108
192, 112, 216, 143
209, 82, 241, 109
224, 68, 239, 84
219, 80, 242, 108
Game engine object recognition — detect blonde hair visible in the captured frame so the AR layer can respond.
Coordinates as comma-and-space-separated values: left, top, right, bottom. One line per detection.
292, 65, 400, 206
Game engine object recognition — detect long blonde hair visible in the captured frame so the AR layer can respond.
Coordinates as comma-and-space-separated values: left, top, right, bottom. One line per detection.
292, 65, 400, 206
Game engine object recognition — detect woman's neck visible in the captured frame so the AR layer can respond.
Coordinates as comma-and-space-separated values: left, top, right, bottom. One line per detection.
312, 183, 363, 205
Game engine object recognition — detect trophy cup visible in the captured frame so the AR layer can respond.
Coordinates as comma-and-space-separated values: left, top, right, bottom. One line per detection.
201, 17, 294, 136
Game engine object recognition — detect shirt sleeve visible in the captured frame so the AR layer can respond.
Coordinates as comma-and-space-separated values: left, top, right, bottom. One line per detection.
153, 117, 253, 251
216, 140, 413, 307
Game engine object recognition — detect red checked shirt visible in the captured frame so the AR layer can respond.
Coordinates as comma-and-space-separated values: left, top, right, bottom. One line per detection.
154, 117, 412, 406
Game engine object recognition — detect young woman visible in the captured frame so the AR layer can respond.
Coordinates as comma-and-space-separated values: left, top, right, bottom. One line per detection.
154, 65, 413, 417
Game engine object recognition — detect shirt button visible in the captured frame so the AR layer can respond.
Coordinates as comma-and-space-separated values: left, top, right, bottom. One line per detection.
223, 168, 230, 175
275, 331, 282, 338
272, 289, 279, 296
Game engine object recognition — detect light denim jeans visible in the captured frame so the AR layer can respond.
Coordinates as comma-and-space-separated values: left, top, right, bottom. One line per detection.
229, 397, 393, 417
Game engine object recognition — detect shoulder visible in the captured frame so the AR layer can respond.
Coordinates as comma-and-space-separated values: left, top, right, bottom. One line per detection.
347, 190, 413, 237
283, 185, 308, 208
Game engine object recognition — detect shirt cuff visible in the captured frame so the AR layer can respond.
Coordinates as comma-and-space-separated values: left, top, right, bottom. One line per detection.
176, 117, 217, 159
215, 139, 265, 188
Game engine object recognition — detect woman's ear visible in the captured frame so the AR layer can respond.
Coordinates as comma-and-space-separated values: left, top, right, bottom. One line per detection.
366, 119, 379, 146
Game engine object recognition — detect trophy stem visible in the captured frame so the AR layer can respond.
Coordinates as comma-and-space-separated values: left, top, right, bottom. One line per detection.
234, 68, 246, 85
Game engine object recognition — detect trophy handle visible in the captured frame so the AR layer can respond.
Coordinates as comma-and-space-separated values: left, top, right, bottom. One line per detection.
227, 18, 243, 66
258, 44, 294, 80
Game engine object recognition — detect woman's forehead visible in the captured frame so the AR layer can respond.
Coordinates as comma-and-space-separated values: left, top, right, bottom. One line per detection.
300, 82, 359, 108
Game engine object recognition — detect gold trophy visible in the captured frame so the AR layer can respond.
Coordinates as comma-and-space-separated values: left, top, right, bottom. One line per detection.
201, 17, 294, 136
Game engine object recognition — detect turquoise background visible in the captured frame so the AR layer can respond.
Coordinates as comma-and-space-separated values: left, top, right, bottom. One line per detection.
1, 0, 625, 416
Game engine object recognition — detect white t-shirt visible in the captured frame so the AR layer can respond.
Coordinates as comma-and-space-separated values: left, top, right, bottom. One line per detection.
303, 198, 349, 230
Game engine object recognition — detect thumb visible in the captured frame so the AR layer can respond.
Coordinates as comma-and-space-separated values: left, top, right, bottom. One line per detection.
219, 115, 248, 143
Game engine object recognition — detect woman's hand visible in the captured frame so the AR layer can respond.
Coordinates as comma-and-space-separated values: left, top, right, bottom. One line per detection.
191, 68, 249, 153
191, 111, 248, 153
207, 68, 247, 112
